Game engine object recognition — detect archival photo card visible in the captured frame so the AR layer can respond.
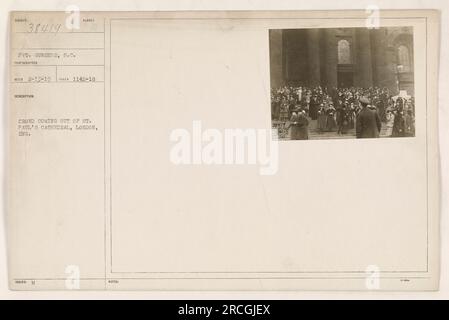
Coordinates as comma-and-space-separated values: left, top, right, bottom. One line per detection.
7, 10, 439, 291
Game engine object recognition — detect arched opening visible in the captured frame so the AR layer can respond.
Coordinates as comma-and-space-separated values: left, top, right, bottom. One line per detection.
338, 39, 352, 64
397, 45, 411, 72
337, 39, 353, 88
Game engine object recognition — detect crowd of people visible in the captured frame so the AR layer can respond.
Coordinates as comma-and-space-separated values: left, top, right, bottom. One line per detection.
271, 86, 415, 139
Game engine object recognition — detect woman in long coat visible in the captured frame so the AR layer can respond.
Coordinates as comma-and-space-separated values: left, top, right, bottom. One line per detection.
288, 112, 299, 139
337, 105, 352, 134
296, 110, 309, 140
317, 104, 327, 132
392, 108, 405, 137
348, 103, 356, 129
288, 111, 309, 140
309, 95, 319, 120
279, 100, 289, 121
325, 105, 337, 132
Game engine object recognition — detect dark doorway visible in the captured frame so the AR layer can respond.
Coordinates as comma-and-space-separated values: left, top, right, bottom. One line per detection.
338, 72, 353, 88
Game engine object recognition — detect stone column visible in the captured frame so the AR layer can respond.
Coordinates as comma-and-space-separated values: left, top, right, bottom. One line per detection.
371, 29, 386, 86
355, 28, 373, 87
323, 29, 337, 91
307, 29, 321, 87
371, 29, 397, 93
269, 29, 284, 88
385, 45, 400, 95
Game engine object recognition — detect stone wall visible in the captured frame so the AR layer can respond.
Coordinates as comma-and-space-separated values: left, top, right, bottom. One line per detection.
269, 27, 414, 95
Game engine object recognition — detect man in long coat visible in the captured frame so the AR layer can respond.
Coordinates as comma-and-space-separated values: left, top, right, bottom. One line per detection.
288, 109, 309, 140
296, 110, 309, 140
356, 96, 382, 139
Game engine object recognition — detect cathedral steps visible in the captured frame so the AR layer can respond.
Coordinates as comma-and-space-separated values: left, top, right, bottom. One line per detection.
278, 119, 391, 140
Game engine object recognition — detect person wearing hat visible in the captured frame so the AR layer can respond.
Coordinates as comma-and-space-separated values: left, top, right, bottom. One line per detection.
286, 112, 299, 139
317, 103, 327, 132
296, 109, 309, 140
337, 103, 350, 134
325, 104, 337, 132
356, 96, 382, 139
309, 94, 319, 120
286, 108, 309, 140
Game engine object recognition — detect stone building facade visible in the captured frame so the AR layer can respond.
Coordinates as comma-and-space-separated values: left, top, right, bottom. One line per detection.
269, 27, 414, 95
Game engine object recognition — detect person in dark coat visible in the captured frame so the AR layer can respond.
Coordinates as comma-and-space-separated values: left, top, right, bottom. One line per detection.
356, 96, 382, 139
296, 110, 309, 140
337, 104, 351, 134
392, 103, 406, 137
348, 102, 356, 129
287, 112, 299, 139
317, 104, 327, 132
336, 104, 344, 134
404, 109, 415, 137
309, 95, 319, 120
288, 109, 309, 140
325, 105, 337, 132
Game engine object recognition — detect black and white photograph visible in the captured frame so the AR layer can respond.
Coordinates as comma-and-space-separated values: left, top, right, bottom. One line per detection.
269, 27, 415, 140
